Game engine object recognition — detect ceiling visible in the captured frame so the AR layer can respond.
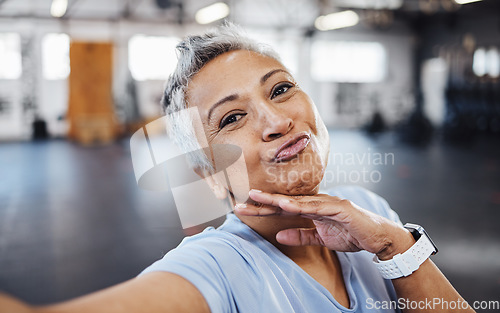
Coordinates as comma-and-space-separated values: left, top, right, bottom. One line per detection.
0, 0, 498, 29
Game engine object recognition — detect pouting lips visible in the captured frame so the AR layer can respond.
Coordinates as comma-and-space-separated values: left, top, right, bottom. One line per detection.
273, 134, 311, 162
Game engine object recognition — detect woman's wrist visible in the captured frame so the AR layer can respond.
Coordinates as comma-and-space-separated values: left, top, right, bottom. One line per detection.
375, 227, 415, 261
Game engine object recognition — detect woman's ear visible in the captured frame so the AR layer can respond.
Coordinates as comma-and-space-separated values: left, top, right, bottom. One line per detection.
194, 167, 228, 200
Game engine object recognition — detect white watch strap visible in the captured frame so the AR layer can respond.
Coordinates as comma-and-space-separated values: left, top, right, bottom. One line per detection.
373, 235, 435, 279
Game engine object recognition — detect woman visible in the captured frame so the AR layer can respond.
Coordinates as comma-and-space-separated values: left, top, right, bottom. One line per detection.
0, 24, 474, 313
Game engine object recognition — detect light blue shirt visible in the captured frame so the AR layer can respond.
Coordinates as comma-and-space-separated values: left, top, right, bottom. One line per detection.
140, 186, 402, 313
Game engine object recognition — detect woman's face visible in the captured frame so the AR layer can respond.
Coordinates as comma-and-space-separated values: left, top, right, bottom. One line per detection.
186, 50, 329, 196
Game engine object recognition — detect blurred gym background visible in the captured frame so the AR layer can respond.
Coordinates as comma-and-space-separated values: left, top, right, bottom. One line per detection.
0, 0, 499, 309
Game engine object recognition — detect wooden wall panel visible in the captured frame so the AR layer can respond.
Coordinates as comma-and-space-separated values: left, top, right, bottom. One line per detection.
68, 42, 116, 145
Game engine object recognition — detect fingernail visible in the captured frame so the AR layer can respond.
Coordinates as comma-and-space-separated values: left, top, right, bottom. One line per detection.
279, 199, 290, 205
234, 203, 247, 210
249, 189, 262, 195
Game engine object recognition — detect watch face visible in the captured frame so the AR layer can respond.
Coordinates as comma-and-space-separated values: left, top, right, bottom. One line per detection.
404, 223, 438, 254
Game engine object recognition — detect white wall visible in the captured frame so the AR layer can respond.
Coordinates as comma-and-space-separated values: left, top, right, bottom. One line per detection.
309, 22, 416, 129
0, 17, 416, 140
0, 18, 205, 140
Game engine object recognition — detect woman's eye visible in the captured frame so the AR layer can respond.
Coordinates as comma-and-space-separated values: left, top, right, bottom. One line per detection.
271, 83, 293, 99
219, 113, 246, 129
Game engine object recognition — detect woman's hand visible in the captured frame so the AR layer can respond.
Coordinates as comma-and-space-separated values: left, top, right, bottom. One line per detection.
235, 190, 414, 260
235, 190, 476, 312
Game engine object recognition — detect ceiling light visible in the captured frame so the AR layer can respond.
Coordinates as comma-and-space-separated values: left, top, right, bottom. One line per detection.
195, 2, 230, 25
334, 0, 403, 10
50, 0, 68, 18
454, 0, 482, 4
315, 10, 360, 31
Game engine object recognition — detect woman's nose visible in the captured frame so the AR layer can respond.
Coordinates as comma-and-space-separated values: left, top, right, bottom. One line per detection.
259, 105, 294, 142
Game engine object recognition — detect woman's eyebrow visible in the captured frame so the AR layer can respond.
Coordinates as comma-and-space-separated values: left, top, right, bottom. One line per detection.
208, 94, 239, 123
260, 69, 289, 85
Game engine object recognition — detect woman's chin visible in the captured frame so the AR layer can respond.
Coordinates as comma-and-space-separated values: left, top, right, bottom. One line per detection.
255, 167, 324, 196
266, 174, 322, 196
251, 179, 320, 196
283, 182, 320, 196
280, 167, 324, 195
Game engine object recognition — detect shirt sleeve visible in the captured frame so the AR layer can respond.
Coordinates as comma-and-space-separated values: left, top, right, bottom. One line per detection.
139, 235, 239, 313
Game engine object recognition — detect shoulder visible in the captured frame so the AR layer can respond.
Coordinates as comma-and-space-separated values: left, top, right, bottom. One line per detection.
141, 226, 257, 276
178, 227, 247, 251
162, 227, 247, 259
139, 226, 264, 313
326, 185, 401, 224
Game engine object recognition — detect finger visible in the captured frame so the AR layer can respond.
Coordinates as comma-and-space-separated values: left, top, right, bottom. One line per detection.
301, 213, 339, 223
276, 228, 325, 246
234, 202, 282, 216
248, 189, 296, 208
248, 190, 314, 216
278, 197, 345, 219
249, 190, 347, 219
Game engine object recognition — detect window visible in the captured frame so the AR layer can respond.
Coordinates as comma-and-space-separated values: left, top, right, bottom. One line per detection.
246, 30, 299, 76
42, 33, 70, 80
271, 39, 298, 76
0, 33, 22, 80
474, 47, 500, 78
487, 48, 500, 78
128, 35, 179, 81
311, 41, 386, 83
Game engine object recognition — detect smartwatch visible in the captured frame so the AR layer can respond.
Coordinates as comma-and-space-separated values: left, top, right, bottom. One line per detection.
373, 223, 438, 279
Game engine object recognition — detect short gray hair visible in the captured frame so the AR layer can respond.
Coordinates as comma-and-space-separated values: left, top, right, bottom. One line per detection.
162, 23, 281, 171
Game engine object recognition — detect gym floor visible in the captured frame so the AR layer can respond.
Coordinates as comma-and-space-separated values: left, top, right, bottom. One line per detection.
0, 129, 499, 306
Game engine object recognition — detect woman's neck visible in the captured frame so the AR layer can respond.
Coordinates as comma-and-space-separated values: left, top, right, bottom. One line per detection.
232, 197, 349, 308
235, 213, 330, 262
